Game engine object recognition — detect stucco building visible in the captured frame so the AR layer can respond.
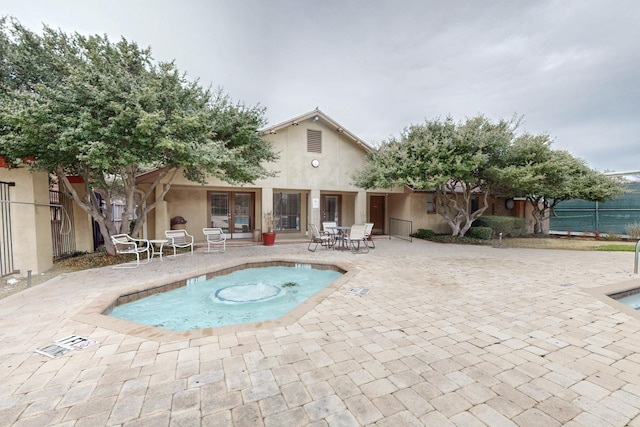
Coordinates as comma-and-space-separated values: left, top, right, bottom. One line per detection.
1, 108, 533, 276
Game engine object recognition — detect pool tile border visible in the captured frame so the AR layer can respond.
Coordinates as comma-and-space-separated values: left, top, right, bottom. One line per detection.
585, 277, 640, 322
73, 258, 354, 342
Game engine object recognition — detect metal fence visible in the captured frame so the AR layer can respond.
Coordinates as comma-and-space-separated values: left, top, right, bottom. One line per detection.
389, 217, 412, 242
0, 181, 17, 277
50, 190, 76, 258
550, 183, 640, 235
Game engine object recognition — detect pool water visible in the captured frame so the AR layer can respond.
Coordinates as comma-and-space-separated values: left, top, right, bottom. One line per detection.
618, 293, 640, 310
109, 266, 342, 331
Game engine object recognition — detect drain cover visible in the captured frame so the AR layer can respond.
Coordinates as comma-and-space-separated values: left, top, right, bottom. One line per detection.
348, 287, 370, 295
54, 335, 98, 350
35, 344, 73, 358
35, 335, 98, 358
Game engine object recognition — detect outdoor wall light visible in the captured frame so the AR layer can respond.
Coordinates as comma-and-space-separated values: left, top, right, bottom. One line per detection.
292, 121, 299, 126
313, 115, 319, 121
311, 159, 320, 168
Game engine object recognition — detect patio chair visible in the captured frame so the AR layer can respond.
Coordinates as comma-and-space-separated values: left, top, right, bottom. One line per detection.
344, 224, 369, 253
308, 224, 333, 252
165, 229, 194, 258
322, 221, 339, 244
364, 222, 376, 249
111, 234, 151, 268
203, 227, 226, 253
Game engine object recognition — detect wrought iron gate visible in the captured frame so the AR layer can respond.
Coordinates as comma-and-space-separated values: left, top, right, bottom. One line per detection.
50, 190, 76, 258
0, 181, 17, 277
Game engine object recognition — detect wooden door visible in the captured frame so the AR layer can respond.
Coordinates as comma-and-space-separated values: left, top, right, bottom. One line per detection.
369, 195, 385, 235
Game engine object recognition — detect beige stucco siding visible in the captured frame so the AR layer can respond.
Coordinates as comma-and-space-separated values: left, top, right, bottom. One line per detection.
258, 120, 367, 191
0, 168, 53, 274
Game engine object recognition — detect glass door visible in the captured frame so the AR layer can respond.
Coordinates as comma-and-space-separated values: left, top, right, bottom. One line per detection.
210, 192, 254, 238
321, 195, 340, 224
233, 193, 253, 238
210, 193, 230, 232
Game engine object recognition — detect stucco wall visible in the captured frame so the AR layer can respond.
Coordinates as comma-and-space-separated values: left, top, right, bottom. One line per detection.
258, 121, 367, 192
0, 168, 53, 275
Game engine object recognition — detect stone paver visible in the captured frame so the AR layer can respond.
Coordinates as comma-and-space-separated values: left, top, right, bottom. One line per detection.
1, 238, 640, 426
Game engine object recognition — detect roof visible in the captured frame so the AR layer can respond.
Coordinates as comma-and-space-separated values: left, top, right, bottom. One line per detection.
261, 107, 373, 152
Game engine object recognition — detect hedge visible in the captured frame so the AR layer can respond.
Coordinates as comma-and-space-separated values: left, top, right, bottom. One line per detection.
473, 215, 527, 237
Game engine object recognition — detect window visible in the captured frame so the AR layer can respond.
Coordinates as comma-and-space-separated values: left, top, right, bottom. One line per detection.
471, 197, 479, 212
427, 194, 436, 213
273, 192, 301, 231
307, 129, 322, 153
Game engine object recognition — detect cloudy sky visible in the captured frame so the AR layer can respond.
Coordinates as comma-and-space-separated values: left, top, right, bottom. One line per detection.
2, 0, 639, 172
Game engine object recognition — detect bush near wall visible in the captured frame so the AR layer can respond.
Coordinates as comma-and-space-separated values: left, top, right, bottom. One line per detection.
411, 229, 437, 239
473, 216, 528, 237
467, 226, 493, 240
626, 222, 640, 239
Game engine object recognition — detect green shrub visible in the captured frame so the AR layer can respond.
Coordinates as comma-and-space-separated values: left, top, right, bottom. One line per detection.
467, 226, 493, 240
625, 222, 640, 239
411, 229, 437, 239
428, 235, 488, 245
473, 215, 527, 237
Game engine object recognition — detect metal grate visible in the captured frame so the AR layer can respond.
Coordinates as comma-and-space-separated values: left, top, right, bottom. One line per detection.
389, 217, 413, 242
50, 190, 76, 258
307, 129, 322, 153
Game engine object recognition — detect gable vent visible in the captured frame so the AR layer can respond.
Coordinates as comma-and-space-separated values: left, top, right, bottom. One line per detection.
307, 129, 322, 153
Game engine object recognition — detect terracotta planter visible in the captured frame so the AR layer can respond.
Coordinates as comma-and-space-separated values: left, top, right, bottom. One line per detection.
262, 232, 276, 246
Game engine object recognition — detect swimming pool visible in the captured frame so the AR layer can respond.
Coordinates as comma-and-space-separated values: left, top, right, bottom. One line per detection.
617, 292, 640, 310
108, 265, 343, 331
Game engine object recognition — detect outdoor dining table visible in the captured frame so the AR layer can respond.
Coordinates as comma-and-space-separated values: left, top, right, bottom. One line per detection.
329, 226, 351, 250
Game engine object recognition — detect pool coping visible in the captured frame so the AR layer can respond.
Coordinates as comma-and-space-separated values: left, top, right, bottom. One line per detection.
72, 257, 356, 342
585, 277, 640, 322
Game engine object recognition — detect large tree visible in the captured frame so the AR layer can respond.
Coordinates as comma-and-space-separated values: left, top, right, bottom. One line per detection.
497, 134, 625, 234
353, 115, 516, 237
0, 17, 278, 254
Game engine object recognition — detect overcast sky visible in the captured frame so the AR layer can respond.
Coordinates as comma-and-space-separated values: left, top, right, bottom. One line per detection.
2, 0, 639, 172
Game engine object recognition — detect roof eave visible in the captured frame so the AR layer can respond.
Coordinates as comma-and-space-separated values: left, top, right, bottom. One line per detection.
261, 107, 373, 152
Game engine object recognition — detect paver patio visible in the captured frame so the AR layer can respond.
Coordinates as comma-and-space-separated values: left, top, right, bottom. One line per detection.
1, 238, 640, 426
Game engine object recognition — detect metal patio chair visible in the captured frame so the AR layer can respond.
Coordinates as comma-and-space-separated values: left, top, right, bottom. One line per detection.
111, 234, 151, 268
203, 227, 226, 253
308, 224, 333, 252
165, 229, 194, 258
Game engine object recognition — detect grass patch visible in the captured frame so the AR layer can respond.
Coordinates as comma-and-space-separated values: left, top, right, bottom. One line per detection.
590, 244, 637, 252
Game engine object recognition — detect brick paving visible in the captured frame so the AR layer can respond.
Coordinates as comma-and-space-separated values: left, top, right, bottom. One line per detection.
1, 238, 640, 426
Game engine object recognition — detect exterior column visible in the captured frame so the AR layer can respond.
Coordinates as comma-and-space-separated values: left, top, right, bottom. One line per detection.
355, 190, 367, 224
261, 187, 273, 231
154, 185, 169, 239
309, 189, 321, 235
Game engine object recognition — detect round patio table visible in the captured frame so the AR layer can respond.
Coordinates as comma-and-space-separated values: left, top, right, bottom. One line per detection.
329, 226, 351, 250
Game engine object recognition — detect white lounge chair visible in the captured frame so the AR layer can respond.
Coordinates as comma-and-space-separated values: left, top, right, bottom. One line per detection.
344, 224, 369, 253
364, 222, 376, 249
165, 229, 194, 258
203, 227, 226, 252
111, 234, 151, 268
308, 224, 332, 252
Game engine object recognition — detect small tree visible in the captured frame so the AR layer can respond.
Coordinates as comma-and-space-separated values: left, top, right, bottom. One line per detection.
353, 115, 516, 237
0, 18, 278, 254
497, 134, 625, 234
